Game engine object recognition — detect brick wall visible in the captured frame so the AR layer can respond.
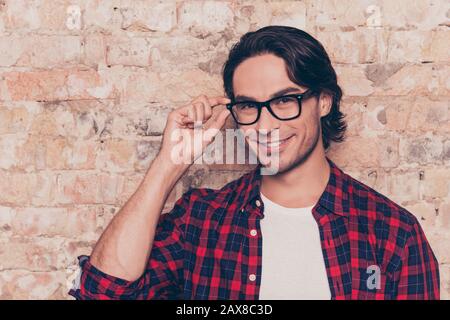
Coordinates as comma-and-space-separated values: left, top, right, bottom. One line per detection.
0, 0, 448, 299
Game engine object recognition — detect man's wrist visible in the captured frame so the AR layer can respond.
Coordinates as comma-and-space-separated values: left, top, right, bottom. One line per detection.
147, 153, 190, 190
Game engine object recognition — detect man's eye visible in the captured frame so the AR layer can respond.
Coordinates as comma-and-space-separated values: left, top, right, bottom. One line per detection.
273, 96, 296, 105
236, 103, 257, 110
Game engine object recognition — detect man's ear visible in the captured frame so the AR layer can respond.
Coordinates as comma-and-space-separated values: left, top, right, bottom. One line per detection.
319, 92, 333, 118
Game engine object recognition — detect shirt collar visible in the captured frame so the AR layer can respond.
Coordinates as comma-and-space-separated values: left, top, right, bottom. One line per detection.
240, 156, 350, 218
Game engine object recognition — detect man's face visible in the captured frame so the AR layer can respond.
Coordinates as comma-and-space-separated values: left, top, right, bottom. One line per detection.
232, 54, 330, 174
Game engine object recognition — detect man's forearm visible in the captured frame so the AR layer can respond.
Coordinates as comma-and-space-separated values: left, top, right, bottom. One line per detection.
89, 155, 187, 281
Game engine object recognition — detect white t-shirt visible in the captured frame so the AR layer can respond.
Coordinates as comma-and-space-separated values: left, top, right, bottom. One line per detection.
258, 191, 331, 300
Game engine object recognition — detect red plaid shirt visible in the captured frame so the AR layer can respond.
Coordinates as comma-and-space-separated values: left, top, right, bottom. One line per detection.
69, 157, 440, 300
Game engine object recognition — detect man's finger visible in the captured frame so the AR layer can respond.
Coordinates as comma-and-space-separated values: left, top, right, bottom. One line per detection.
209, 96, 231, 108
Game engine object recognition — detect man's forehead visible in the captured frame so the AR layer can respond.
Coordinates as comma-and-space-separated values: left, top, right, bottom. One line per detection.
232, 55, 303, 99
233, 54, 287, 80
234, 86, 304, 102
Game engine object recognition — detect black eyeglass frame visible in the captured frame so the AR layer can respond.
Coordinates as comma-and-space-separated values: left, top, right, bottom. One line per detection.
226, 88, 317, 125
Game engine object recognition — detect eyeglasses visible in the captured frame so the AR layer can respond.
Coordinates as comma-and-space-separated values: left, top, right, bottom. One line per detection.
226, 89, 316, 125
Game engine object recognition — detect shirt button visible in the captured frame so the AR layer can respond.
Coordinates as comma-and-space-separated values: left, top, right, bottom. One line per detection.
250, 229, 257, 237
255, 199, 261, 207
249, 274, 256, 282
240, 208, 245, 213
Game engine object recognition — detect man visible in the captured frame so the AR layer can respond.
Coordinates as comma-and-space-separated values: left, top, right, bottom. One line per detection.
69, 26, 439, 300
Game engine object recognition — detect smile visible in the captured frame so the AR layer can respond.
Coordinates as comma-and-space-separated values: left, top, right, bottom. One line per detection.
255, 135, 295, 151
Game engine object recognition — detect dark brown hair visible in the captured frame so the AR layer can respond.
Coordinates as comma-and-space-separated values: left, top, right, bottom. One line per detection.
222, 25, 346, 150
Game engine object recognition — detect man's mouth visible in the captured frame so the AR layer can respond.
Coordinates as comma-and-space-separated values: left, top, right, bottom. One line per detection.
251, 135, 295, 149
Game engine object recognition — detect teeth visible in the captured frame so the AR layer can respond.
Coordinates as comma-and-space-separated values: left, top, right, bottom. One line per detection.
252, 136, 292, 147
263, 138, 289, 147
262, 137, 289, 147
267, 141, 281, 147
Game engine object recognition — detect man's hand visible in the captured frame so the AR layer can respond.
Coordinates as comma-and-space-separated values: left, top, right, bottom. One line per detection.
158, 95, 231, 169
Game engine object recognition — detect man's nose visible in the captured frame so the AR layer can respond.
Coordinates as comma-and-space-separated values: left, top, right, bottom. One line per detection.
256, 106, 279, 132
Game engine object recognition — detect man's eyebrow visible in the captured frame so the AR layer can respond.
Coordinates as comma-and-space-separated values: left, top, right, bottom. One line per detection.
234, 87, 302, 102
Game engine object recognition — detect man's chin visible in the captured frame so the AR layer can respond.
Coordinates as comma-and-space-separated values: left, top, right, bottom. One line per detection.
258, 153, 307, 175
258, 157, 286, 175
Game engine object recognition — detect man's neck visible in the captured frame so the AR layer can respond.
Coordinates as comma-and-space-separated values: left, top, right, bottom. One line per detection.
260, 146, 331, 208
